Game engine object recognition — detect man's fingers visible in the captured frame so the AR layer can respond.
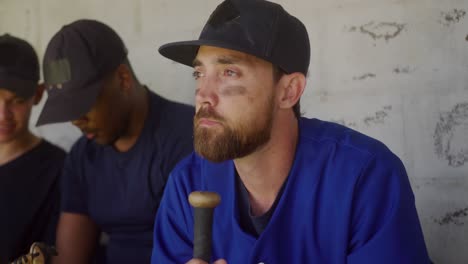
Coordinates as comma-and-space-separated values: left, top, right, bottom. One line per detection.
186, 258, 208, 264
185, 258, 227, 264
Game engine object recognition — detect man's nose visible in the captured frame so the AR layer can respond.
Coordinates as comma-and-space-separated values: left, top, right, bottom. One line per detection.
195, 74, 219, 108
0, 102, 13, 121
71, 115, 88, 127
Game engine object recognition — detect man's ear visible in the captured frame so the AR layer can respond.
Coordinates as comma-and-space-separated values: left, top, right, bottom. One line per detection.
33, 83, 45, 105
116, 64, 132, 93
277, 73, 306, 110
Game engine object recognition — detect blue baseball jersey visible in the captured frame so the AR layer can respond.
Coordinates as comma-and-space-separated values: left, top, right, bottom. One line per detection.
61, 91, 194, 264
151, 117, 431, 264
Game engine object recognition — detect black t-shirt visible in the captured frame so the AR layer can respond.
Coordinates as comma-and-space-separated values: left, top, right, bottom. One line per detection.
236, 171, 286, 237
0, 140, 66, 262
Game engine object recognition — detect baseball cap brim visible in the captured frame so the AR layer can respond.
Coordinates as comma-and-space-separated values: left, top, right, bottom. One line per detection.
0, 77, 37, 99
36, 80, 102, 126
159, 39, 273, 69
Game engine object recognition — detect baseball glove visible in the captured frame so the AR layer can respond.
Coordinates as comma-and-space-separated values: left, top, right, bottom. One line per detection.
10, 242, 57, 264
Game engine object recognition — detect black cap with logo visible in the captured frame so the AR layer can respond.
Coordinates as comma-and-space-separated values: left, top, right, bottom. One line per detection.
36, 19, 128, 126
0, 34, 39, 99
158, 0, 310, 75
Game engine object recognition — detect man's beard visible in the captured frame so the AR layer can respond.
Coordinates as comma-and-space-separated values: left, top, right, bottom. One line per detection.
194, 101, 274, 163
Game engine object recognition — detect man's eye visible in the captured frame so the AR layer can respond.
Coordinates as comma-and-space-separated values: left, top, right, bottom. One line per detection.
192, 71, 204, 80
13, 98, 26, 104
223, 69, 237, 77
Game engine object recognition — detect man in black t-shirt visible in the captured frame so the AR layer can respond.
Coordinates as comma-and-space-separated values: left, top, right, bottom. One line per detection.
36, 20, 194, 264
0, 34, 66, 263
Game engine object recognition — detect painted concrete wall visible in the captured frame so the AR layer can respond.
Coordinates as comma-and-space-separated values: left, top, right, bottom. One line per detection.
1, 0, 467, 263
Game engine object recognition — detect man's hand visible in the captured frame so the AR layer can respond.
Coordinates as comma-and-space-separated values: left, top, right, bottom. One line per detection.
186, 258, 227, 264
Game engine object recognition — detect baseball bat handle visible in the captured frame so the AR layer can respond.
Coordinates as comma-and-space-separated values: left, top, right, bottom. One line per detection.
188, 191, 221, 263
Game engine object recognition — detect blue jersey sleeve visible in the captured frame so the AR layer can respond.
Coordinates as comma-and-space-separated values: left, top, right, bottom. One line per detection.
151, 164, 194, 263
347, 152, 431, 263
60, 138, 88, 215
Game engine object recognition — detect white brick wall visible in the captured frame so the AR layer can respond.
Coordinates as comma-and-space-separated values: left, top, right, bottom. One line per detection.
1, 0, 467, 262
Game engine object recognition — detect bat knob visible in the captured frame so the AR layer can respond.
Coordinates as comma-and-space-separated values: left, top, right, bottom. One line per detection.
189, 191, 221, 208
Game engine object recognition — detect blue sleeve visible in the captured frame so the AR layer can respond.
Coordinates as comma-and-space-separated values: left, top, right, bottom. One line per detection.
347, 152, 431, 263
151, 165, 194, 263
60, 139, 88, 215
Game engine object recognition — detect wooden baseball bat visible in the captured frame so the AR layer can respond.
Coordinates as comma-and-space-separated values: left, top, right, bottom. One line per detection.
188, 191, 221, 263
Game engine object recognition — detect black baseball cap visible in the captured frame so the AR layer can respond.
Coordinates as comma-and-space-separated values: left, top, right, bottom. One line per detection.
36, 19, 128, 126
0, 34, 39, 99
159, 0, 310, 75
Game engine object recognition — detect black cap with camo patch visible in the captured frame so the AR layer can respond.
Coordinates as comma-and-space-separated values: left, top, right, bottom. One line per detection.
158, 0, 310, 75
36, 19, 128, 126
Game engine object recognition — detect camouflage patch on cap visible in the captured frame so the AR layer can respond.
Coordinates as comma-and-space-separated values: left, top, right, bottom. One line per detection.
44, 58, 71, 89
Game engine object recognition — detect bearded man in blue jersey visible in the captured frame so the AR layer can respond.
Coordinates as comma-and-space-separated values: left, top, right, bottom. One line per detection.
151, 0, 432, 263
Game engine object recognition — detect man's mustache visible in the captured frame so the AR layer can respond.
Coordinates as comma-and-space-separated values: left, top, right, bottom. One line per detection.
195, 107, 225, 122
